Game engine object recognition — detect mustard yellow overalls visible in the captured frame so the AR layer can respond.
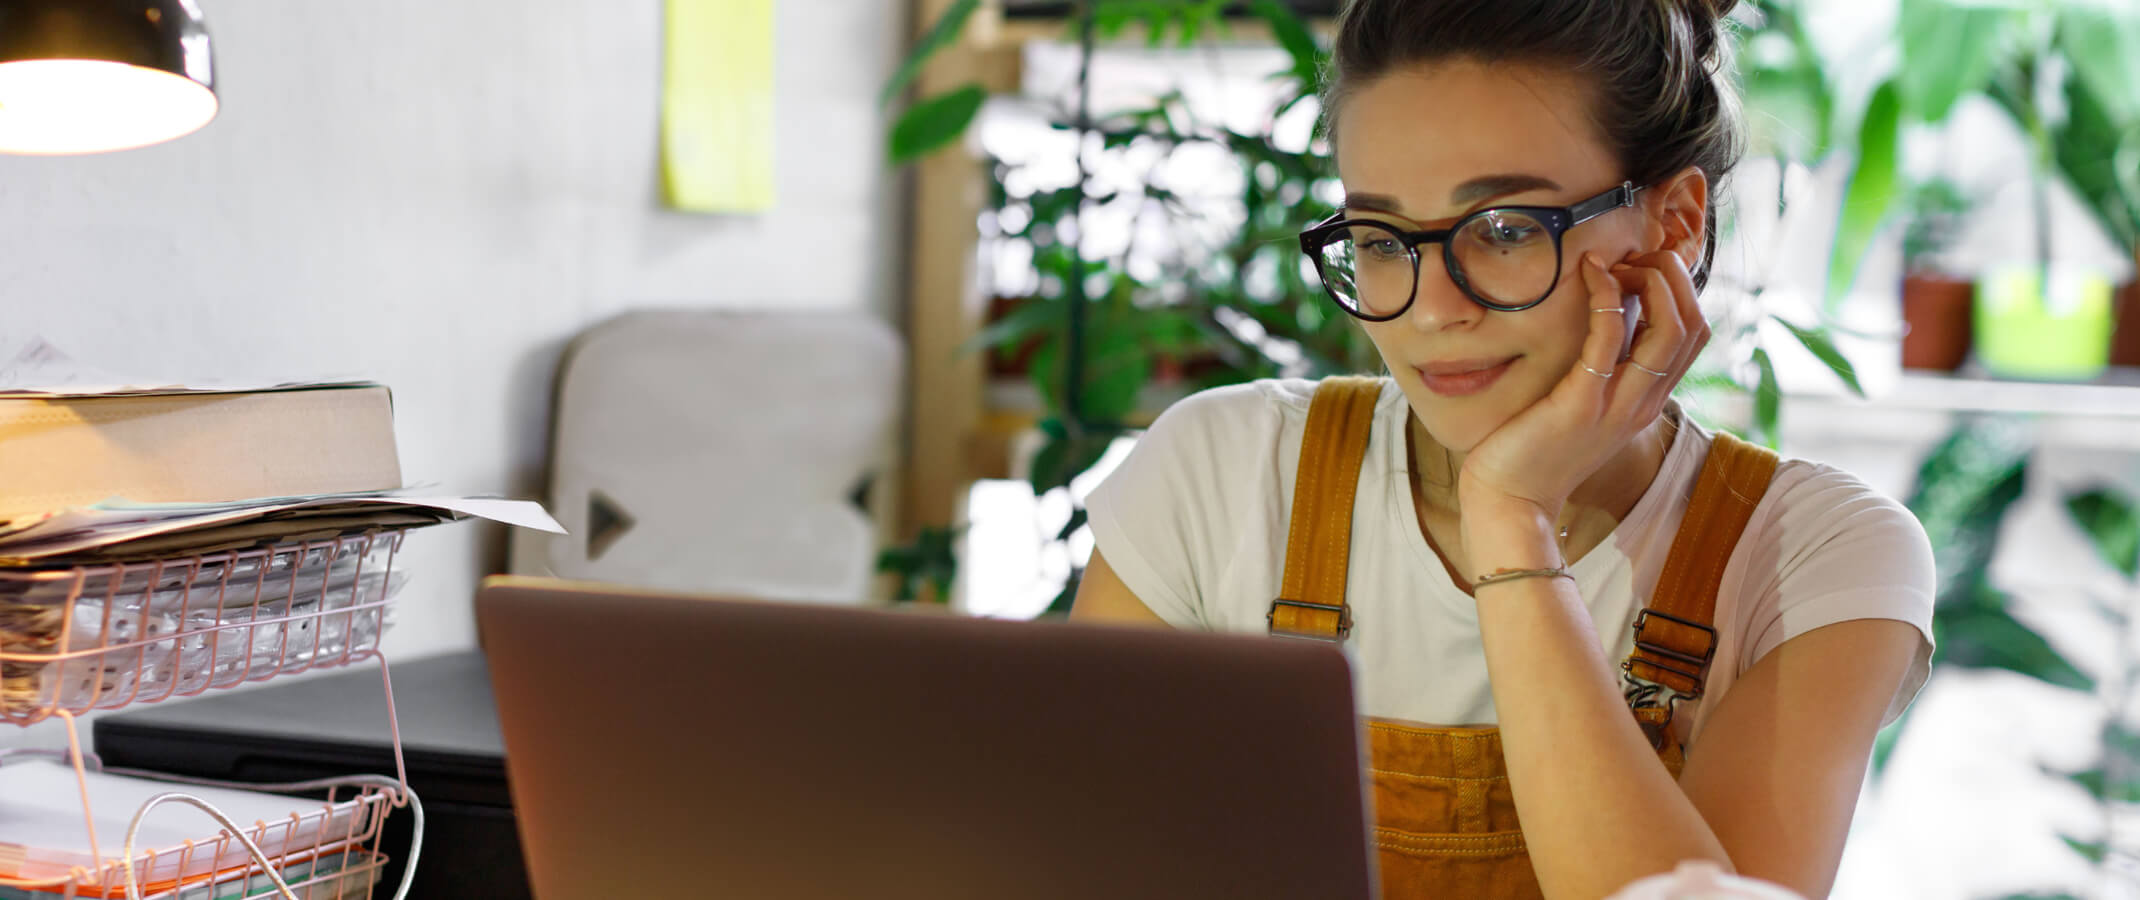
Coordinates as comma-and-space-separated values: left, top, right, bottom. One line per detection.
1267, 377, 1778, 898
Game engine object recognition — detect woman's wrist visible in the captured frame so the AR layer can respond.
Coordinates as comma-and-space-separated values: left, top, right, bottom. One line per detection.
1460, 495, 1566, 573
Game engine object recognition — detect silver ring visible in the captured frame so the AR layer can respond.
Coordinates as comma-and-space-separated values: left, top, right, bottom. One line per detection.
1627, 359, 1669, 377
1580, 362, 1614, 379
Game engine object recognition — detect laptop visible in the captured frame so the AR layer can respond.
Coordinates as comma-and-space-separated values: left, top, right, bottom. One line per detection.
474, 575, 1376, 899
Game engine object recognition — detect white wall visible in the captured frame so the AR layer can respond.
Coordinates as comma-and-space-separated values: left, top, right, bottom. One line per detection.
0, 0, 903, 701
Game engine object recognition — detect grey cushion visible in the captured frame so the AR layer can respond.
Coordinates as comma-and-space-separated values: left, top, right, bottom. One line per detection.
511, 310, 903, 604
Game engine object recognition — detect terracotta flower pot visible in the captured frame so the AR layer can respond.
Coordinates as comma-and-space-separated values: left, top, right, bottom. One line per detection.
984, 295, 1044, 378
2112, 247, 2140, 368
1901, 273, 1975, 372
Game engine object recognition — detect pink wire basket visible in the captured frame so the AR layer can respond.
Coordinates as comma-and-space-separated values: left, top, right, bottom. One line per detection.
0, 757, 404, 900
0, 530, 425, 900
0, 531, 406, 727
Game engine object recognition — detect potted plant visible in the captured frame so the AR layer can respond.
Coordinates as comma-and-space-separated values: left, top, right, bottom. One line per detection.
1970, 3, 2131, 381
2027, 8, 2140, 368
1899, 178, 1975, 372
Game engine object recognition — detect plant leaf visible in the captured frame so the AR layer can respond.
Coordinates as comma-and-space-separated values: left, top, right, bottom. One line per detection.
1079, 324, 1154, 426
1751, 347, 1781, 448
1043, 573, 1080, 618
2060, 837, 2106, 867
1871, 706, 1910, 774
1248, 0, 1323, 94
1770, 315, 1867, 397
889, 83, 988, 163
960, 296, 1061, 356
1057, 506, 1090, 542
1176, 0, 1222, 47
2059, 6, 2140, 126
2053, 17, 2140, 250
1934, 602, 2093, 692
880, 0, 981, 108
1904, 419, 2031, 609
1899, 0, 2018, 123
1028, 430, 1114, 496
1825, 79, 1902, 314
2064, 488, 2140, 579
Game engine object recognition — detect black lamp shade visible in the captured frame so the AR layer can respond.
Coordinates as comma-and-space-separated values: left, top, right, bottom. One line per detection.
0, 0, 217, 154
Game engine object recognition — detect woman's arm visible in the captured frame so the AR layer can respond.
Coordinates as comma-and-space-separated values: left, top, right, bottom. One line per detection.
1466, 507, 1733, 898
1467, 503, 1920, 899
1454, 245, 1924, 897
1675, 616, 1920, 896
1068, 549, 1173, 627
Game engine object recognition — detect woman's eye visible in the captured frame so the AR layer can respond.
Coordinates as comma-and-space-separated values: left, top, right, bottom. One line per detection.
1362, 239, 1406, 259
1479, 219, 1543, 247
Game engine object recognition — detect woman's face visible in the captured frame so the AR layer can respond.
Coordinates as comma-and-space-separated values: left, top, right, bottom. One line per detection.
1333, 59, 1656, 453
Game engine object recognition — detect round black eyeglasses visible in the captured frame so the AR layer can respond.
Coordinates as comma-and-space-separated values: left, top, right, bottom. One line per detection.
1297, 181, 1644, 320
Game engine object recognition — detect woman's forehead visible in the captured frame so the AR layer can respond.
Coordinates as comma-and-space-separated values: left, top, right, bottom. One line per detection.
1333, 60, 1618, 219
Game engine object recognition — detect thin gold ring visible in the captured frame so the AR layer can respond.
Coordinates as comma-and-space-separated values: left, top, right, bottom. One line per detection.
1590, 306, 1624, 314
1580, 362, 1614, 379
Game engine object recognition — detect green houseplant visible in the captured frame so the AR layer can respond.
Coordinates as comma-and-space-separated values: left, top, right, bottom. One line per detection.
1877, 416, 2140, 896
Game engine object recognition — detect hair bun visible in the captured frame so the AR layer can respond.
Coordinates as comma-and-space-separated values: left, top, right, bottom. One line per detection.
1689, 0, 1739, 22
1675, 0, 1737, 65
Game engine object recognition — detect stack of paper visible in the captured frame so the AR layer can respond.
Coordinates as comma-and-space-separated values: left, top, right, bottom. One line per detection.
0, 760, 373, 888
0, 492, 562, 566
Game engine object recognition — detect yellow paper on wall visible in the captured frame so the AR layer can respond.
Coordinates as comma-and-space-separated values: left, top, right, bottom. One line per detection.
662, 0, 776, 213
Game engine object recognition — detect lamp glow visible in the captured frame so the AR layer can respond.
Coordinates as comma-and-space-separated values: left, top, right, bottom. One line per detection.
0, 59, 215, 154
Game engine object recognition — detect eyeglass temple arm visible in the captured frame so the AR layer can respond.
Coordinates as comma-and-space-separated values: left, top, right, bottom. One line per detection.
1569, 181, 1640, 227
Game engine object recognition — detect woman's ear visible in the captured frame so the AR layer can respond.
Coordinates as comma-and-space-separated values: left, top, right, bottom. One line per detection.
1648, 166, 1710, 270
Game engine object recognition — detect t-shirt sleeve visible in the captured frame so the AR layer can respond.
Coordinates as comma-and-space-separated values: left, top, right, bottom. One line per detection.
1738, 463, 1938, 728
1085, 384, 1274, 630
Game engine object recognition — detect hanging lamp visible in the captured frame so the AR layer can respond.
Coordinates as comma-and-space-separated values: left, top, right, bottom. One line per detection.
0, 0, 216, 155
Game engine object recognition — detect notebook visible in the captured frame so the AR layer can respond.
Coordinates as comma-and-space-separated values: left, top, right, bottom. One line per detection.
0, 384, 401, 523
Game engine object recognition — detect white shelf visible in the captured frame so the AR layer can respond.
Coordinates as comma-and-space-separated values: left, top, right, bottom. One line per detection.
1693, 370, 2140, 451
1820, 370, 2140, 418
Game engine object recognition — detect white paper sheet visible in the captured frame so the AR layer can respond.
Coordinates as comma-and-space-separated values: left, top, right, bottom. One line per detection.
0, 760, 366, 884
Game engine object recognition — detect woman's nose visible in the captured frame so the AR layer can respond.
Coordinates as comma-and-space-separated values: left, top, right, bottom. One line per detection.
1406, 254, 1482, 332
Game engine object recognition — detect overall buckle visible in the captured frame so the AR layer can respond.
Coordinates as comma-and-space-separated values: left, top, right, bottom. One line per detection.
1627, 608, 1718, 697
1267, 599, 1350, 642
1623, 609, 1718, 748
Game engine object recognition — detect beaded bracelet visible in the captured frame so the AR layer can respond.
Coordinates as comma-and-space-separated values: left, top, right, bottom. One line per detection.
1472, 567, 1573, 590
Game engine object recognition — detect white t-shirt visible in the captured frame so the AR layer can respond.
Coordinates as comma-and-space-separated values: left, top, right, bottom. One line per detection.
1086, 377, 1936, 747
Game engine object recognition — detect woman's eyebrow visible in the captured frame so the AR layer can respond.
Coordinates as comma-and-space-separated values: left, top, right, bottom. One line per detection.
1450, 174, 1562, 207
1342, 174, 1564, 215
1341, 192, 1405, 213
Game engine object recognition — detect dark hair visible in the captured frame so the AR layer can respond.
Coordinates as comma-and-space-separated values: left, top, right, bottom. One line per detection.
1322, 0, 1745, 290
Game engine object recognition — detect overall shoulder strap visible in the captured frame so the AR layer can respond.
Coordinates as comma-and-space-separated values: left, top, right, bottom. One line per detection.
1267, 376, 1385, 642
1625, 428, 1781, 743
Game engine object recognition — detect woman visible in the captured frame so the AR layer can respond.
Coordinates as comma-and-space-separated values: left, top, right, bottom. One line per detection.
1070, 1, 1936, 898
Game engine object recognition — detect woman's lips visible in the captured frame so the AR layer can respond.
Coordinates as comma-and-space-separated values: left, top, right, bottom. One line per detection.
1415, 357, 1516, 397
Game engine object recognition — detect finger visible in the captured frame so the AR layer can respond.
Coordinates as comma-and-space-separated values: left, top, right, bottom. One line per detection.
1609, 262, 1684, 374
1562, 252, 1629, 404
1627, 250, 1707, 371
1605, 262, 1687, 423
